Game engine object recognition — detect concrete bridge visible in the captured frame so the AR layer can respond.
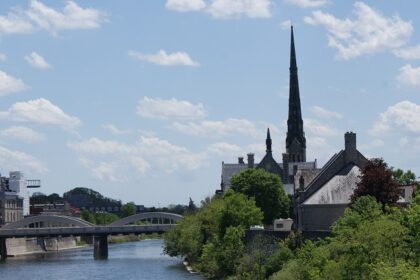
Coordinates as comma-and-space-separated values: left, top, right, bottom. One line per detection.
0, 212, 182, 260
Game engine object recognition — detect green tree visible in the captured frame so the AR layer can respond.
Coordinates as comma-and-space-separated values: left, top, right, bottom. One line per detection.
121, 202, 136, 217
164, 193, 264, 279
351, 158, 400, 206
230, 169, 290, 224
393, 168, 417, 185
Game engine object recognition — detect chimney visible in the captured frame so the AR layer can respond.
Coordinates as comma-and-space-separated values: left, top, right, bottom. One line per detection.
238, 157, 244, 164
344, 132, 357, 162
247, 153, 254, 168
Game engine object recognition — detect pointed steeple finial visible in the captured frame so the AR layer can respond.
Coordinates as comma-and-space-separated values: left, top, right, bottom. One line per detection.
290, 25, 297, 71
266, 128, 272, 153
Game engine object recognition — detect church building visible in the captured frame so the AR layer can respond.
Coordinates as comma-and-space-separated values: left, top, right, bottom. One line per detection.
218, 26, 371, 232
219, 26, 317, 196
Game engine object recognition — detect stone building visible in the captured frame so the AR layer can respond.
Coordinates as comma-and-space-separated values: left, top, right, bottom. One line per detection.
293, 132, 368, 231
0, 176, 24, 226
0, 171, 40, 226
219, 26, 317, 195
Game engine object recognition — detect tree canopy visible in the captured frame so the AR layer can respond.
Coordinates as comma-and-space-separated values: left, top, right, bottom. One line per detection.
351, 158, 400, 205
393, 168, 417, 185
230, 168, 290, 224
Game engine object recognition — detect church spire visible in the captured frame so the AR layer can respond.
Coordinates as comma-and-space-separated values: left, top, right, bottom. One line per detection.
286, 25, 306, 162
266, 128, 272, 153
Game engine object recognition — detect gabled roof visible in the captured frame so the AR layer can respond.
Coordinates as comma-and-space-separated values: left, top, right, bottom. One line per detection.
257, 153, 283, 179
300, 149, 368, 203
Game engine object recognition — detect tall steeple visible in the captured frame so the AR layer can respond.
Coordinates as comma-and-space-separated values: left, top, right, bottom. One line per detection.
266, 128, 272, 153
286, 26, 306, 162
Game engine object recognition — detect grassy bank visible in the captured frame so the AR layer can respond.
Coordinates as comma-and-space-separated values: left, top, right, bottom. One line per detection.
108, 233, 162, 244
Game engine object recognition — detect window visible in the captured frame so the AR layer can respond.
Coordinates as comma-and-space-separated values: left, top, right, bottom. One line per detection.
276, 223, 284, 229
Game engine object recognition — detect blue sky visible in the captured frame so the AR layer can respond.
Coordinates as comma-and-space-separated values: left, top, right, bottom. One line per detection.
0, 0, 419, 206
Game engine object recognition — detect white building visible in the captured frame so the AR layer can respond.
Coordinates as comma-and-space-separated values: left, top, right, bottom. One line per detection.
8, 172, 30, 216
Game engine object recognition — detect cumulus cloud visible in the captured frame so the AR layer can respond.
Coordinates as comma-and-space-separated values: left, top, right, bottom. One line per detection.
166, 0, 272, 19
25, 52, 51, 69
172, 118, 260, 138
397, 64, 420, 87
208, 0, 272, 19
0, 98, 81, 128
207, 142, 244, 156
306, 136, 336, 163
0, 145, 47, 173
394, 45, 420, 60
284, 0, 328, 8
0, 71, 28, 97
0, 0, 106, 36
128, 50, 199, 67
102, 124, 132, 135
137, 97, 206, 120
304, 2, 412, 59
69, 136, 206, 181
281, 19, 292, 30
0, 126, 45, 143
166, 0, 206, 12
310, 106, 342, 119
304, 118, 340, 137
372, 101, 420, 135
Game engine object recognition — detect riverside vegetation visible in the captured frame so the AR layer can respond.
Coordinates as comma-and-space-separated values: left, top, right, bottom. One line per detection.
164, 164, 420, 279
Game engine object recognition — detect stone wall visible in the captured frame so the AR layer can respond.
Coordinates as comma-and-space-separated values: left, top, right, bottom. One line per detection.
6, 236, 78, 256
300, 204, 347, 231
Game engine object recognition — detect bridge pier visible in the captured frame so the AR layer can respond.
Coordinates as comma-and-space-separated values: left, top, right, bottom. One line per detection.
0, 237, 7, 260
93, 235, 108, 260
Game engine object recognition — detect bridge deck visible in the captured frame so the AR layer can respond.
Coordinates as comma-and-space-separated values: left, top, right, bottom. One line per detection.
0, 225, 174, 238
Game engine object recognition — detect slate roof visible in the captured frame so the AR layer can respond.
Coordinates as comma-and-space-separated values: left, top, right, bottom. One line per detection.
299, 149, 368, 203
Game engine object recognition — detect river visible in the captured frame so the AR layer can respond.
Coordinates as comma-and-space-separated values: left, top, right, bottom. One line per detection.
0, 239, 203, 280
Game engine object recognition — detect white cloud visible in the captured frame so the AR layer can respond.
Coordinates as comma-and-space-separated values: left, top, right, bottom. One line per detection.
0, 145, 47, 173
0, 98, 81, 128
208, 0, 271, 19
128, 50, 199, 67
0, 126, 45, 143
372, 101, 420, 135
69, 136, 206, 181
284, 0, 328, 8
0, 71, 28, 97
137, 97, 206, 120
207, 142, 244, 156
172, 118, 260, 138
281, 20, 292, 30
310, 105, 342, 119
0, 10, 34, 35
166, 0, 206, 12
0, 0, 105, 36
397, 64, 420, 87
25, 52, 51, 69
394, 45, 420, 60
304, 2, 412, 59
306, 136, 335, 163
304, 118, 340, 137
0, 54, 7, 62
102, 124, 132, 135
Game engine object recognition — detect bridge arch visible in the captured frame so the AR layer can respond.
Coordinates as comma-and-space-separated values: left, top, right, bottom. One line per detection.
2, 215, 95, 229
109, 212, 183, 226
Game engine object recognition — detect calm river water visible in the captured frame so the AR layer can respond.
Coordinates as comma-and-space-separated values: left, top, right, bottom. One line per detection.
0, 239, 203, 280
